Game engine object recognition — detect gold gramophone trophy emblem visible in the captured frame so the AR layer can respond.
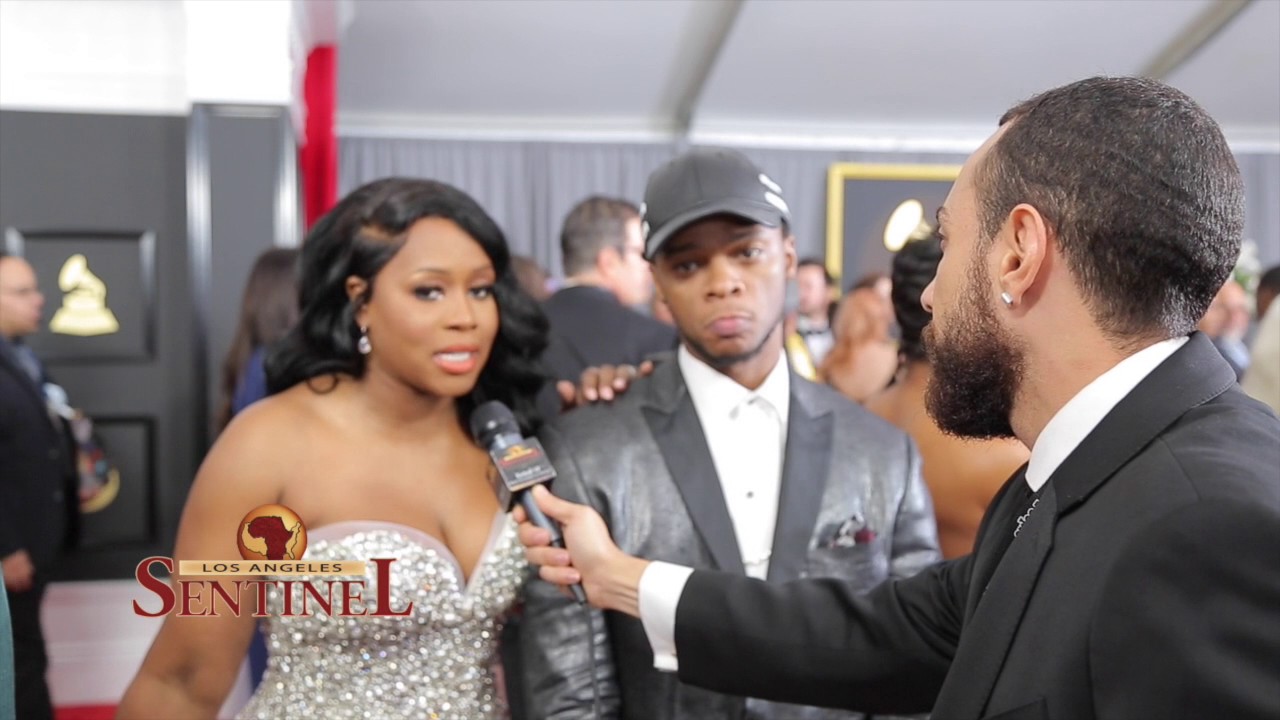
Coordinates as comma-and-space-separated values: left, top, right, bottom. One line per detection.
50, 254, 120, 336
883, 199, 935, 252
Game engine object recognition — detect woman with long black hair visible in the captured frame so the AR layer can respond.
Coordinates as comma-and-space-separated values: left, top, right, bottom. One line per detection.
119, 178, 548, 719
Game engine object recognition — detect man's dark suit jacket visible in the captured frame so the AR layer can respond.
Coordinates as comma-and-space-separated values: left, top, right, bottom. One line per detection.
537, 286, 676, 412
0, 347, 77, 572
670, 333, 1280, 720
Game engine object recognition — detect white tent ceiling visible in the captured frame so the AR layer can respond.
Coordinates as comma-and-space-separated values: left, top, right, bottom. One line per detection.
337, 0, 1280, 151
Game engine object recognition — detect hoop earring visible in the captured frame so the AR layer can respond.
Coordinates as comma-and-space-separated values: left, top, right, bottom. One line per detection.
1000, 291, 1015, 307
357, 327, 372, 355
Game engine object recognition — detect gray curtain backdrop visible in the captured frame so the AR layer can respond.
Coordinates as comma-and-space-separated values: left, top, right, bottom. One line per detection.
339, 137, 1280, 284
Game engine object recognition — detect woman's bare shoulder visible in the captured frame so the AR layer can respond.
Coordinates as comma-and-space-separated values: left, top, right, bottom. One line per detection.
218, 382, 346, 456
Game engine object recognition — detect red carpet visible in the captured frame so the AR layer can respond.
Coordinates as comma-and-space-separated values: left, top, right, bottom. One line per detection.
56, 705, 117, 720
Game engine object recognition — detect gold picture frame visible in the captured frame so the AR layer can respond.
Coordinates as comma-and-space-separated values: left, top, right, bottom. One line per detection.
825, 162, 962, 284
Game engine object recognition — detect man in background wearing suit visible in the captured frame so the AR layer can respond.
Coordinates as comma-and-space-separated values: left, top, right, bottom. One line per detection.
0, 251, 79, 720
520, 77, 1280, 720
794, 258, 836, 364
538, 196, 676, 417
520, 148, 940, 719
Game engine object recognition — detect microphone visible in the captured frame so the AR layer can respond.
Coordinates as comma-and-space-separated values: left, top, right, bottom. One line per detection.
469, 400, 586, 603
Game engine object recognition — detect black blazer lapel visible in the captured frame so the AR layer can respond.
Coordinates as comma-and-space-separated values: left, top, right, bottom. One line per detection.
642, 363, 746, 575
767, 378, 833, 583
964, 464, 1029, 619
935, 484, 1058, 720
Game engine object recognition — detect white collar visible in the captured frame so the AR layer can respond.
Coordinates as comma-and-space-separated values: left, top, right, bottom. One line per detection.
1025, 336, 1188, 491
677, 344, 791, 425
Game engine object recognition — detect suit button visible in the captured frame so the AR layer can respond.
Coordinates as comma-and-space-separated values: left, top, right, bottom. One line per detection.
53, 490, 64, 502
48, 448, 60, 460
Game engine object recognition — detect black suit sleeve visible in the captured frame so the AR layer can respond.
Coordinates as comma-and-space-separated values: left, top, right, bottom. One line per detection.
1090, 497, 1280, 720
673, 555, 968, 714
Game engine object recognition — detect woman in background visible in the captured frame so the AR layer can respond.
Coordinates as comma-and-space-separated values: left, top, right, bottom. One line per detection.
213, 247, 300, 692
866, 234, 1028, 558
217, 247, 300, 432
119, 177, 548, 719
819, 284, 899, 403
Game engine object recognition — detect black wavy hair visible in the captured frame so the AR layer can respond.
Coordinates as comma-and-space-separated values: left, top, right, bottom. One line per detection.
266, 177, 549, 434
891, 233, 943, 363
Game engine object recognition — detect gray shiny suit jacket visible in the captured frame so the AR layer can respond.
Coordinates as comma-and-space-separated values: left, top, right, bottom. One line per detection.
520, 359, 941, 719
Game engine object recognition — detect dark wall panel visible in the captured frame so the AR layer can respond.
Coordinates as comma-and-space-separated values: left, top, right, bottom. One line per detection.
0, 110, 193, 579
190, 104, 297, 442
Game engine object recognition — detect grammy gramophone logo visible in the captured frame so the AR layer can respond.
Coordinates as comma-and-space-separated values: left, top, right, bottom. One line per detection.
50, 253, 119, 336
132, 504, 413, 618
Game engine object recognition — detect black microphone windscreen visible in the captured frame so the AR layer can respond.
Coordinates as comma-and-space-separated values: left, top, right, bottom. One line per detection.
469, 400, 520, 448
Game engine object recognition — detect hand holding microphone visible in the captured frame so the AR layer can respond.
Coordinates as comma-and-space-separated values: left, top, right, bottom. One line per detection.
470, 401, 587, 604
470, 401, 648, 613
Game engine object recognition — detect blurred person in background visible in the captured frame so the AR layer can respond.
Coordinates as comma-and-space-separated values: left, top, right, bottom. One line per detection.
539, 196, 676, 416
1255, 264, 1280, 320
217, 248, 300, 432
794, 258, 836, 363
819, 286, 899, 403
865, 235, 1029, 558
1198, 278, 1250, 379
213, 246, 300, 693
782, 280, 819, 380
1242, 298, 1280, 413
850, 270, 891, 298
118, 178, 548, 720
0, 251, 78, 720
1242, 265, 1280, 413
847, 272, 892, 330
512, 254, 553, 302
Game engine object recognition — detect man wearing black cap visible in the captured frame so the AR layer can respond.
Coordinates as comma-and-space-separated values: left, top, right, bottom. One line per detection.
519, 148, 940, 720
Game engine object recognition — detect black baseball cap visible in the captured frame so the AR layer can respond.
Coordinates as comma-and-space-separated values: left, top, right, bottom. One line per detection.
641, 147, 791, 260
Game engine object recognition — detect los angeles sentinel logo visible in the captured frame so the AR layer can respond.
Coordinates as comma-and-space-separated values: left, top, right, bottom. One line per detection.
132, 504, 413, 618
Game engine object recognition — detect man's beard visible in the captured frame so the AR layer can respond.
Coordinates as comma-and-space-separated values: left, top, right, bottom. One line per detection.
923, 261, 1023, 440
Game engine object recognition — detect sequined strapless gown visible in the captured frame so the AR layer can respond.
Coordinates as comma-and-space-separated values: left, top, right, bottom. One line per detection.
236, 514, 527, 720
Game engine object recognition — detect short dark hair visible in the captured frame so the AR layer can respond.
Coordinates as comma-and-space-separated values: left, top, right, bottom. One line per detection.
797, 258, 833, 286
1259, 265, 1280, 295
977, 76, 1244, 343
267, 177, 549, 434
891, 235, 942, 362
560, 196, 640, 276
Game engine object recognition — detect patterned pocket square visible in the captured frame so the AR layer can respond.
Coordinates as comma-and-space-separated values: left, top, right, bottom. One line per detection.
826, 513, 877, 548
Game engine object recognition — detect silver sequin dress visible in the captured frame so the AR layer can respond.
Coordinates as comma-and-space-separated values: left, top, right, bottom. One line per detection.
236, 514, 527, 720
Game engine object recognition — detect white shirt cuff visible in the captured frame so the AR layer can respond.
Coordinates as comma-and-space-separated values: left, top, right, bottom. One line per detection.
638, 561, 695, 672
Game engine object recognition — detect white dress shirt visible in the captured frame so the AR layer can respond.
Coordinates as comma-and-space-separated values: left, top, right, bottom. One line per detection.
639, 335, 1189, 672
638, 345, 789, 671
1024, 336, 1186, 491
